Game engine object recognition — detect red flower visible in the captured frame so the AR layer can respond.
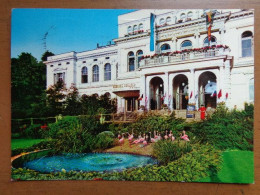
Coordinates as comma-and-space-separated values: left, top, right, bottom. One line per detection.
93, 178, 103, 181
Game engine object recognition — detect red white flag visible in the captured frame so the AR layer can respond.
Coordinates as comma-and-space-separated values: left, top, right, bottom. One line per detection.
218, 89, 222, 99
190, 91, 193, 99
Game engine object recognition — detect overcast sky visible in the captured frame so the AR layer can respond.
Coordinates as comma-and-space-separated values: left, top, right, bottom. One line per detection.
11, 9, 135, 60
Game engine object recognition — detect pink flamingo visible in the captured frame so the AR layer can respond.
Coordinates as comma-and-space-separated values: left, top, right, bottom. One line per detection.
133, 133, 142, 144
119, 133, 125, 150
117, 131, 121, 140
150, 132, 156, 143
128, 131, 134, 148
154, 130, 158, 139
171, 136, 175, 142
181, 130, 190, 141
168, 130, 173, 138
157, 133, 162, 140
164, 130, 168, 140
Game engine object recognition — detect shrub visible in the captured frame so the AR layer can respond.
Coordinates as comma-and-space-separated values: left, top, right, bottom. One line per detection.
43, 116, 79, 138
95, 131, 115, 150
190, 104, 254, 150
21, 124, 43, 138
153, 140, 192, 165
78, 115, 108, 135
126, 114, 184, 136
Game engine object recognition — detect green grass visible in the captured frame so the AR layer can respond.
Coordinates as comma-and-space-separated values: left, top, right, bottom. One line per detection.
11, 139, 46, 150
197, 150, 254, 184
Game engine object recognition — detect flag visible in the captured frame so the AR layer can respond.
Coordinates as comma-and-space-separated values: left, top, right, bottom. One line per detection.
161, 93, 166, 101
226, 92, 228, 99
206, 11, 212, 24
211, 90, 217, 97
145, 96, 148, 102
218, 89, 222, 99
190, 91, 193, 99
138, 94, 143, 101
150, 13, 156, 51
207, 24, 212, 42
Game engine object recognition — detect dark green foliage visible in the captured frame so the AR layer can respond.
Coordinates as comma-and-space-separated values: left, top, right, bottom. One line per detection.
11, 53, 46, 118
95, 131, 115, 150
190, 103, 254, 150
63, 86, 82, 116
126, 114, 184, 136
11, 144, 221, 182
21, 124, 43, 138
41, 50, 54, 61
153, 140, 192, 165
44, 116, 79, 139
79, 115, 108, 136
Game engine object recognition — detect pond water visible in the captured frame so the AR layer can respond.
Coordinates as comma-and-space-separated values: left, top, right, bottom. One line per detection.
23, 153, 157, 173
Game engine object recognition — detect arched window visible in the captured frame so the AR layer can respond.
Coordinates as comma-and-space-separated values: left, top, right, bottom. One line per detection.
136, 50, 144, 68
128, 52, 135, 72
92, 65, 99, 82
160, 44, 171, 53
159, 18, 165, 25
203, 36, 217, 46
81, 67, 88, 83
127, 26, 132, 34
181, 40, 192, 50
187, 11, 193, 18
166, 17, 171, 24
180, 13, 186, 20
242, 31, 253, 57
249, 78, 254, 102
133, 25, 138, 32
139, 23, 143, 31
104, 63, 111, 81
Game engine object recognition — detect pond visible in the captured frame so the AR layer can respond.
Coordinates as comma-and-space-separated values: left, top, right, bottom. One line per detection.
22, 153, 157, 173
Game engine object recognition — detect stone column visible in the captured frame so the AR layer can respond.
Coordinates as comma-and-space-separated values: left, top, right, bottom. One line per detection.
224, 59, 231, 108
217, 65, 225, 103
189, 68, 195, 104
146, 77, 150, 110
172, 37, 177, 51
164, 72, 169, 106
140, 75, 146, 108
194, 32, 200, 48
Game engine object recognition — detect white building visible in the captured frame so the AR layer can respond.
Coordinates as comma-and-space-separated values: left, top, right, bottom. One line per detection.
44, 9, 254, 113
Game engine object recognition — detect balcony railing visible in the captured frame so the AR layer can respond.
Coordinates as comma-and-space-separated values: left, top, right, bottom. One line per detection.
140, 48, 230, 68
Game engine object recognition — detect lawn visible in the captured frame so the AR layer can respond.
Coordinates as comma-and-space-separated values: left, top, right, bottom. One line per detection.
197, 150, 254, 184
11, 139, 46, 150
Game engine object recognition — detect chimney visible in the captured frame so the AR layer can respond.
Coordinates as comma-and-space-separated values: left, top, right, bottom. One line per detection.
97, 43, 99, 48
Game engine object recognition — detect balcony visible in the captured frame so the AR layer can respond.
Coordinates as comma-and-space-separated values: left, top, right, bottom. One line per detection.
140, 47, 230, 68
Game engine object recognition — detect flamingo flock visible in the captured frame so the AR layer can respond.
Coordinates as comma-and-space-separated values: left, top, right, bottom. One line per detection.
117, 129, 190, 148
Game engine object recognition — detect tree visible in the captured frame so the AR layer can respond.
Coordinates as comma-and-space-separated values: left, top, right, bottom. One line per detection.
63, 85, 82, 115
11, 53, 46, 118
41, 50, 54, 61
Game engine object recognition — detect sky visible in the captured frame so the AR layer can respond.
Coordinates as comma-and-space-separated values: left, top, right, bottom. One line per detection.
11, 9, 136, 61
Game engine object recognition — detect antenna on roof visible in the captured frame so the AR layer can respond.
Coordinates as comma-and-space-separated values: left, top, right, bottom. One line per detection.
97, 43, 100, 48
41, 25, 55, 51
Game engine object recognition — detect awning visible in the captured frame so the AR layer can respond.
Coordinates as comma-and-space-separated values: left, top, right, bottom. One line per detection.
113, 90, 140, 98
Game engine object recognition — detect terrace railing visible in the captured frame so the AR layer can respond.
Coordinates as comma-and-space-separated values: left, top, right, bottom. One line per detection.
140, 47, 230, 68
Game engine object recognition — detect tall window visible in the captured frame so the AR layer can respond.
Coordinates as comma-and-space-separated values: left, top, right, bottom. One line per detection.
181, 40, 192, 50
133, 25, 138, 32
187, 11, 193, 19
139, 23, 143, 31
160, 44, 171, 53
136, 50, 144, 68
54, 72, 65, 84
166, 17, 171, 24
81, 67, 88, 83
159, 18, 165, 25
128, 52, 135, 72
242, 31, 253, 57
92, 65, 99, 82
180, 13, 186, 20
128, 26, 132, 34
249, 78, 254, 102
203, 36, 217, 46
104, 63, 111, 81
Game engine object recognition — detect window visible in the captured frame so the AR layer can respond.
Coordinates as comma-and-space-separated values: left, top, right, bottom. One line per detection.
128, 52, 135, 72
92, 65, 99, 82
133, 25, 138, 32
203, 36, 217, 46
160, 44, 171, 53
249, 78, 254, 102
242, 31, 253, 57
180, 13, 186, 20
136, 50, 144, 68
54, 72, 65, 84
128, 26, 132, 34
187, 11, 193, 18
139, 23, 143, 30
104, 63, 111, 81
81, 67, 88, 83
159, 18, 165, 25
181, 40, 192, 50
166, 17, 171, 24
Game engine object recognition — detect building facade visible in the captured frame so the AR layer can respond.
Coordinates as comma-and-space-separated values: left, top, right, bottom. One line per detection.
44, 9, 254, 113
